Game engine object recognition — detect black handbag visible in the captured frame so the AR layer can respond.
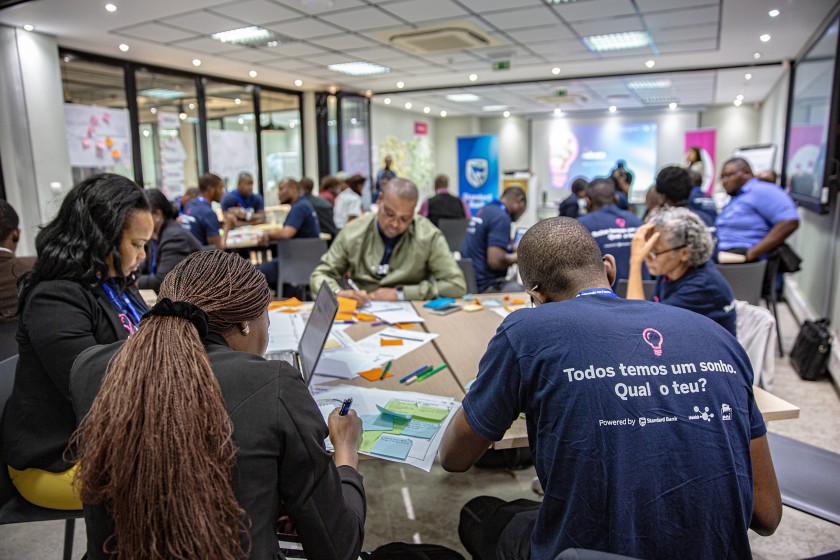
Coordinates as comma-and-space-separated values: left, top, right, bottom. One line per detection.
790, 318, 832, 381
775, 243, 802, 273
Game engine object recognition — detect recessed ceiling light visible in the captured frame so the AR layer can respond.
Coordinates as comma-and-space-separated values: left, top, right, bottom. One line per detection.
23, 24, 34, 31
440, 111, 447, 117
351, 117, 357, 124
119, 43, 129, 52
753, 52, 762, 59
423, 106, 430, 113
745, 73, 752, 80
483, 105, 507, 112
551, 67, 561, 75
760, 34, 771, 42
238, 117, 244, 125
212, 26, 280, 46
364, 90, 373, 97
105, 3, 117, 12
384, 97, 391, 104
583, 31, 651, 52
234, 98, 241, 105
294, 79, 303, 87
503, 111, 511, 118
554, 108, 562, 116
405, 102, 412, 109
249, 70, 258, 78
769, 9, 780, 17
627, 79, 671, 90
645, 59, 655, 68
140, 88, 184, 100
736, 94, 744, 100
669, 102, 677, 110
397, 81, 405, 88
469, 73, 478, 82
150, 107, 157, 114
327, 62, 390, 76
188, 103, 195, 110
446, 93, 481, 102
327, 86, 338, 94
734, 99, 743, 107
192, 59, 202, 67
180, 112, 187, 120
609, 105, 617, 113
267, 41, 279, 48
142, 129, 150, 137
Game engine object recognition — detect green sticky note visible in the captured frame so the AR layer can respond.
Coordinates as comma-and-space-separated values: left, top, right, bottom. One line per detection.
384, 400, 448, 422
376, 404, 412, 420
359, 431, 387, 453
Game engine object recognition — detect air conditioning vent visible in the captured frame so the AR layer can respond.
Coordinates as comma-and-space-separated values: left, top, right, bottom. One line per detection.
533, 94, 588, 106
375, 20, 500, 54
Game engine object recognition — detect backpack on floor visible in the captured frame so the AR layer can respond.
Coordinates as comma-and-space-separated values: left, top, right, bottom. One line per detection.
790, 318, 832, 381
363, 542, 466, 560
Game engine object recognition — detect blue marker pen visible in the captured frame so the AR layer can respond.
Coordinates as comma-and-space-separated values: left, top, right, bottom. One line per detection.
339, 397, 353, 416
400, 365, 430, 383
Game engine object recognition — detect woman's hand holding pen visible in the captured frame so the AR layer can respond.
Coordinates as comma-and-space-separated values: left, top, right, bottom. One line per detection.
328, 408, 362, 470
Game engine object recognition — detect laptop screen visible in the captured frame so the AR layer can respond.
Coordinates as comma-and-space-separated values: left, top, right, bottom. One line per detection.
298, 283, 340, 385
513, 227, 528, 248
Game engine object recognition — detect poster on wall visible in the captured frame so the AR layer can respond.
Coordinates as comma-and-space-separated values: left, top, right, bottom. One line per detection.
64, 103, 132, 168
544, 122, 656, 203
207, 128, 257, 189
458, 135, 499, 212
684, 129, 717, 195
158, 112, 187, 199
786, 125, 825, 200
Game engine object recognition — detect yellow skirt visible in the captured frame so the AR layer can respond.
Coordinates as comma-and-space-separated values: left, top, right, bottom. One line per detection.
7, 465, 82, 510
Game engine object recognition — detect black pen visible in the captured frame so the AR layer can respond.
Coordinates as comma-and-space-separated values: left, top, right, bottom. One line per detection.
339, 397, 353, 416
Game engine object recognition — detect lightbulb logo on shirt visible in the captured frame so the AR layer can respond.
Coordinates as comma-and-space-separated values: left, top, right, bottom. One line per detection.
465, 158, 489, 188
642, 328, 663, 356
615, 218, 626, 228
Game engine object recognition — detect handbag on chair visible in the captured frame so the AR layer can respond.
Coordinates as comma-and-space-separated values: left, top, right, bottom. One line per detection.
789, 319, 832, 381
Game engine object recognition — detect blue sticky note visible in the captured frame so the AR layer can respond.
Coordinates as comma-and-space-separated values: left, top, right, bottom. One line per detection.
370, 434, 413, 460
401, 419, 439, 439
423, 297, 456, 309
481, 299, 503, 307
376, 404, 412, 420
361, 414, 393, 431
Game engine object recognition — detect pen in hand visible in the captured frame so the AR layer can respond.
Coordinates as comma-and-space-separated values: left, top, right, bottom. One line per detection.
339, 397, 353, 416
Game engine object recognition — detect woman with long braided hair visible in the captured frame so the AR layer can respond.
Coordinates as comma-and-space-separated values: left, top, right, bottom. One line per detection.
69, 250, 366, 560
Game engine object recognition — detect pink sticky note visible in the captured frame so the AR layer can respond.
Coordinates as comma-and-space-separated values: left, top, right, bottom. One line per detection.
81, 138, 91, 149
87, 127, 95, 137
95, 141, 105, 151
102, 112, 111, 124
90, 115, 99, 126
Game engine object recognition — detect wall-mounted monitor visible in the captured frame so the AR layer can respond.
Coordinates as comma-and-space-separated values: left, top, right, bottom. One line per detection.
784, 17, 839, 214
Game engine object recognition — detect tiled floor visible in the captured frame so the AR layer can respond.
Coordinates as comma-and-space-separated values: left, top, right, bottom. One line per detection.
2, 304, 839, 559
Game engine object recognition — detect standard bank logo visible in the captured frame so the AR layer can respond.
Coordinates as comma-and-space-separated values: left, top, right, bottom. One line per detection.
465, 158, 489, 188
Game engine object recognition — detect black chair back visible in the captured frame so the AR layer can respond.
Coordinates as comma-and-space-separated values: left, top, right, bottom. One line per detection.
275, 238, 329, 299
456, 259, 478, 295
0, 321, 17, 362
614, 279, 656, 300
717, 261, 767, 306
438, 218, 469, 253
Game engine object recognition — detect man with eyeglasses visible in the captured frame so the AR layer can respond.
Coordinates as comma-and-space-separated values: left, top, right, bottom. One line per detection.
716, 158, 799, 262
310, 178, 466, 304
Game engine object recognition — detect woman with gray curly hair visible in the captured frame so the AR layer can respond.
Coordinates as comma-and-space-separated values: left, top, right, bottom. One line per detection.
628, 207, 737, 336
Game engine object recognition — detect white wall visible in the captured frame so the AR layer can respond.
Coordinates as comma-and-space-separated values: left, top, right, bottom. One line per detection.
371, 104, 436, 197
758, 71, 790, 172
699, 104, 761, 175
432, 116, 479, 185
479, 116, 530, 172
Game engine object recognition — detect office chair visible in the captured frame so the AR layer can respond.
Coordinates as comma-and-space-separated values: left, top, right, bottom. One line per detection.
275, 238, 328, 300
0, 355, 83, 560
614, 279, 656, 300
456, 258, 478, 294
438, 218, 469, 253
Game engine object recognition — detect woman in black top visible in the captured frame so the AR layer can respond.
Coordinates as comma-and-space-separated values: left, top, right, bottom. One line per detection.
136, 188, 201, 292
1, 173, 152, 509
70, 250, 365, 560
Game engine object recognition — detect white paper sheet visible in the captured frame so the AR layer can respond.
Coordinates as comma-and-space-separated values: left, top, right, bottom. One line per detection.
364, 301, 424, 324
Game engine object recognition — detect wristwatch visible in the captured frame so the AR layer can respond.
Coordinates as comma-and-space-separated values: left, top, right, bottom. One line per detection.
396, 286, 405, 301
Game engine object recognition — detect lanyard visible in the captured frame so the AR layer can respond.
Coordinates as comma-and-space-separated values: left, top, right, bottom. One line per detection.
101, 281, 144, 331
148, 239, 159, 275
196, 196, 209, 205
492, 199, 508, 214
234, 190, 252, 209
576, 288, 619, 298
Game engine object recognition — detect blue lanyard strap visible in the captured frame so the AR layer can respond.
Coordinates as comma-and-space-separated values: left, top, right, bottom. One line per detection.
148, 239, 159, 275
101, 281, 145, 326
575, 288, 619, 298
234, 190, 252, 208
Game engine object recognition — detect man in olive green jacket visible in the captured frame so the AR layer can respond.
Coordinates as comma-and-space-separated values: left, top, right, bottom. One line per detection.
310, 178, 466, 304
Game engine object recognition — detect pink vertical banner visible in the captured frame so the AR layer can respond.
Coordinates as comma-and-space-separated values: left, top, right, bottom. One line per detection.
685, 129, 716, 195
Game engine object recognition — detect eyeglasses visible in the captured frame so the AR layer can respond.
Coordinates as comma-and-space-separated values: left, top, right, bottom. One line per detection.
720, 169, 742, 180
646, 245, 686, 259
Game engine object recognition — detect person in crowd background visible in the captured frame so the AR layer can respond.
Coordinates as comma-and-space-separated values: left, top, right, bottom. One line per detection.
221, 172, 266, 227
0, 200, 35, 321
610, 160, 633, 210
643, 185, 664, 222
418, 174, 470, 226
311, 178, 466, 304
300, 176, 338, 239
656, 165, 716, 227
373, 154, 396, 203
319, 175, 341, 206
461, 187, 527, 293
334, 174, 365, 229
70, 250, 366, 560
136, 189, 201, 292
687, 169, 718, 223
558, 177, 587, 218
177, 187, 199, 216
1, 174, 153, 510
440, 217, 781, 560
628, 207, 736, 336
578, 178, 647, 285
182, 173, 229, 250
685, 146, 705, 178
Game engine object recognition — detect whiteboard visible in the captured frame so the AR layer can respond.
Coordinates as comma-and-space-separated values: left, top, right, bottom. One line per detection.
64, 104, 132, 168
208, 129, 257, 188
733, 144, 777, 175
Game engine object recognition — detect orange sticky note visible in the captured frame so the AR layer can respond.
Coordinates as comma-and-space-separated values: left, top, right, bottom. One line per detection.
337, 297, 357, 314
111, 149, 121, 159
105, 137, 114, 148
335, 311, 355, 321
279, 297, 303, 307
503, 294, 511, 301
359, 368, 385, 381
395, 323, 417, 329
280, 308, 299, 313
508, 298, 526, 305
381, 338, 403, 347
268, 301, 285, 310
355, 312, 377, 321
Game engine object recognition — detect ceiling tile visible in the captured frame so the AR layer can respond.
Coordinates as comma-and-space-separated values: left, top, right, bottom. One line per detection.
222, 46, 285, 61
265, 41, 328, 57
457, 0, 540, 12
572, 15, 644, 36
636, 0, 719, 11
114, 22, 197, 43
294, 0, 366, 14
380, 0, 468, 23
342, 46, 406, 61
482, 6, 560, 31
320, 6, 404, 31
315, 33, 378, 50
651, 23, 717, 42
160, 10, 243, 34
266, 17, 345, 39
296, 51, 356, 65
551, 0, 636, 22
263, 57, 317, 70
644, 5, 719, 29
169, 36, 244, 54
657, 37, 718, 53
506, 24, 575, 43
528, 38, 587, 55
210, 0, 302, 25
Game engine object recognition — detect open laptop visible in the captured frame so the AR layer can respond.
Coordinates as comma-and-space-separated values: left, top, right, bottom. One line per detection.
513, 226, 529, 248
276, 282, 339, 386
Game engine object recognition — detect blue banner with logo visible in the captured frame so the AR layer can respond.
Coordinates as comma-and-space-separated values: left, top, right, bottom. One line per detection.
457, 135, 499, 212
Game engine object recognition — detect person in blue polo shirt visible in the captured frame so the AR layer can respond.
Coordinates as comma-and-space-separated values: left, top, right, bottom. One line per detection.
628, 207, 737, 336
182, 173, 227, 250
461, 187, 527, 293
221, 172, 266, 227
256, 178, 320, 288
578, 177, 648, 285
687, 169, 719, 223
439, 217, 781, 560
716, 157, 799, 261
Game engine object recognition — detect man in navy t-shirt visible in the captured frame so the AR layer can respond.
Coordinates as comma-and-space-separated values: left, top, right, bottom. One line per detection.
656, 165, 716, 228
440, 217, 781, 560
461, 187, 527, 293
256, 178, 320, 287
182, 172, 226, 249
578, 177, 648, 285
221, 172, 266, 227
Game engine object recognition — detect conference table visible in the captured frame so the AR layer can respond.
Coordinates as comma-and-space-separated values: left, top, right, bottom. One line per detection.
328, 294, 800, 450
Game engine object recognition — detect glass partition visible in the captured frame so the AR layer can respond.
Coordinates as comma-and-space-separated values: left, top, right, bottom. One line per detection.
260, 90, 302, 205
205, 80, 258, 192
